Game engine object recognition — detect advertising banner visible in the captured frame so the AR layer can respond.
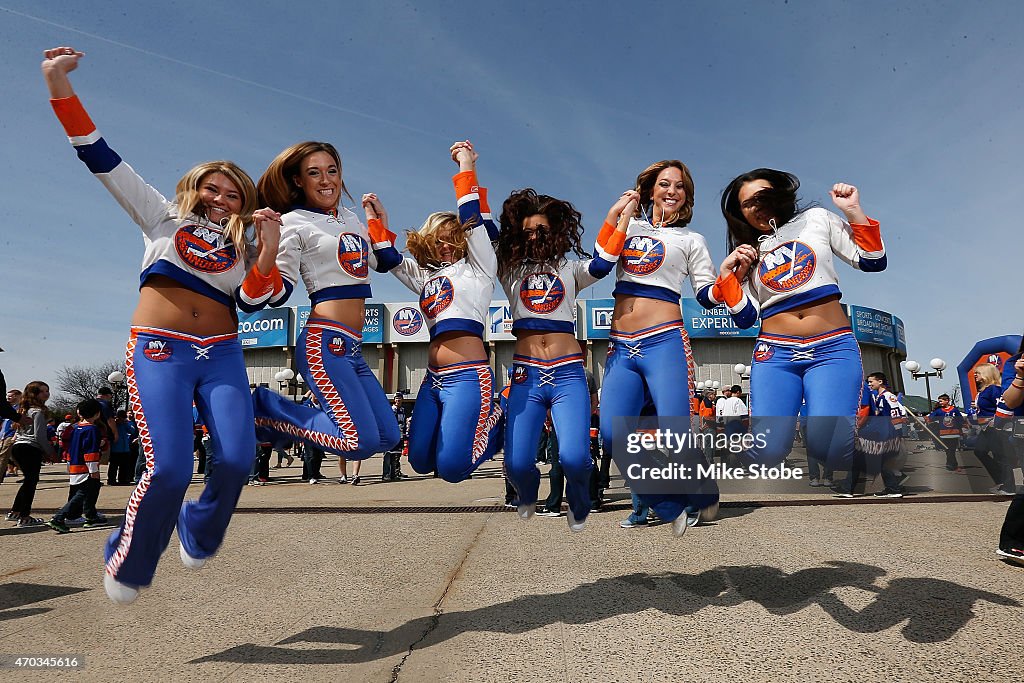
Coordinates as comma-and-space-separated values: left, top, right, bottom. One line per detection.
681, 298, 760, 338
848, 305, 896, 348
487, 303, 516, 341
384, 302, 430, 343
238, 308, 292, 349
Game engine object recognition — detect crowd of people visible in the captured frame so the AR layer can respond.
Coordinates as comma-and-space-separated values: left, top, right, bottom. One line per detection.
4, 44, 1021, 605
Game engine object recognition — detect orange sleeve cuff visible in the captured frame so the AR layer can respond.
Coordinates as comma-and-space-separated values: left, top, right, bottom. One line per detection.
452, 170, 479, 199
478, 187, 491, 214
83, 452, 100, 463
597, 222, 626, 256
367, 218, 397, 245
711, 273, 743, 307
51, 96, 96, 137
850, 217, 882, 252
242, 264, 282, 299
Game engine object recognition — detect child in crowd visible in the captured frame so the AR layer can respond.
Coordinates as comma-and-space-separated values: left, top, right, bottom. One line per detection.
46, 399, 109, 533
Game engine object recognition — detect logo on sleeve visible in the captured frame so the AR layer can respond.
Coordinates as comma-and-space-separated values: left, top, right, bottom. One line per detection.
337, 233, 369, 279
174, 225, 238, 274
420, 276, 454, 319
758, 241, 816, 293
143, 340, 172, 362
512, 366, 528, 385
620, 236, 665, 276
519, 272, 565, 314
327, 336, 347, 356
393, 307, 423, 336
753, 342, 775, 362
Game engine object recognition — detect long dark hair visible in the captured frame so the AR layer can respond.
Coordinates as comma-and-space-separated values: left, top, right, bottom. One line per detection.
721, 168, 806, 255
497, 189, 586, 279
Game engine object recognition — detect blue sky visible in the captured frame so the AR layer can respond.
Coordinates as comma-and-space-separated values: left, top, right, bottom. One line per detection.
1, 1, 1019, 399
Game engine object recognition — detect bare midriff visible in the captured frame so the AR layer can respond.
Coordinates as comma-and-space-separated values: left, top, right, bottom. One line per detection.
611, 295, 683, 333
759, 295, 849, 337
513, 330, 581, 360
132, 276, 237, 336
429, 331, 488, 367
311, 299, 367, 333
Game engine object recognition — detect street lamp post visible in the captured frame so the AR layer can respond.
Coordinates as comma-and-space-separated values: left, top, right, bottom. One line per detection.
107, 370, 126, 410
903, 358, 946, 407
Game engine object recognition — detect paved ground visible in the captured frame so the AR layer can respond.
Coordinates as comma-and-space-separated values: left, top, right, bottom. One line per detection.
1, 446, 1021, 681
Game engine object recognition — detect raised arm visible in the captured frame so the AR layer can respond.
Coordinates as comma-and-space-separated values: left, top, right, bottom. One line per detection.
706, 244, 760, 328
827, 184, 886, 272
236, 209, 288, 312
362, 193, 403, 273
42, 47, 170, 231
450, 140, 498, 275
575, 191, 635, 289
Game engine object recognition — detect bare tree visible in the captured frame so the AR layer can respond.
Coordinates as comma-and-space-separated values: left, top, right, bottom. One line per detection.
55, 360, 128, 411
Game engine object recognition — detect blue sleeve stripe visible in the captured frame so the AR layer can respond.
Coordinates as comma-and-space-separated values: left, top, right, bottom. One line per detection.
373, 246, 403, 273
75, 137, 122, 175
269, 279, 295, 307
858, 254, 887, 272
587, 255, 615, 279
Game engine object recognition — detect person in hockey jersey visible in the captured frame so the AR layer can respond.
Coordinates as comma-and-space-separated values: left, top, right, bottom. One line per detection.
43, 46, 284, 604
711, 169, 886, 474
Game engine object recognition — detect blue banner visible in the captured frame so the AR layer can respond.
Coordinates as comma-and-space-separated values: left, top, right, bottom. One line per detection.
848, 305, 896, 348
681, 299, 760, 338
893, 315, 907, 354
238, 308, 292, 349
487, 304, 515, 340
584, 299, 615, 339
293, 304, 383, 344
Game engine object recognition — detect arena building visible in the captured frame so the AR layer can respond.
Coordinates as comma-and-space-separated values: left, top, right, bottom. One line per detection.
240, 300, 908, 402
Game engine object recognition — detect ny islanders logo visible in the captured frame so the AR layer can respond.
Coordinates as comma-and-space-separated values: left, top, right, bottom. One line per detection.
327, 336, 347, 356
337, 233, 369, 278
393, 307, 423, 336
759, 241, 816, 293
753, 342, 775, 362
519, 272, 565, 314
143, 339, 172, 362
420, 277, 454, 319
512, 366, 528, 385
621, 235, 665, 276
174, 224, 238, 274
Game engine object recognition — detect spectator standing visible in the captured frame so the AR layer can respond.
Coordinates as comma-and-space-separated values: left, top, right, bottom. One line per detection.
108, 410, 137, 486
383, 393, 407, 482
0, 387, 23, 484
46, 399, 108, 533
973, 364, 1013, 494
6, 381, 56, 526
94, 387, 117, 465
996, 351, 1024, 562
929, 394, 965, 472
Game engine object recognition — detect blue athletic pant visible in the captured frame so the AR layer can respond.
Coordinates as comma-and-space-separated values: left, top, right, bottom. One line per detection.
746, 327, 862, 469
408, 359, 502, 483
600, 320, 719, 522
504, 354, 593, 523
105, 327, 255, 588
253, 318, 398, 459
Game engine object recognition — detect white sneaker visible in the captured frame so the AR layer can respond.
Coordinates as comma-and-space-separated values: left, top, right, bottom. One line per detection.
338, 476, 348, 484
309, 478, 319, 485
671, 515, 688, 538
179, 542, 207, 570
517, 504, 535, 520
104, 573, 140, 604
808, 478, 821, 487
566, 507, 586, 533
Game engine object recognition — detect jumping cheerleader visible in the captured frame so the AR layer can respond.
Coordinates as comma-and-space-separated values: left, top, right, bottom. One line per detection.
712, 169, 886, 470
497, 187, 632, 531
599, 160, 721, 536
251, 143, 401, 461
42, 47, 284, 603
391, 141, 501, 482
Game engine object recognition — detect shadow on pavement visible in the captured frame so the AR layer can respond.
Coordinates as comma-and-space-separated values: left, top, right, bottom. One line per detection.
0, 582, 90, 621
191, 561, 1018, 664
